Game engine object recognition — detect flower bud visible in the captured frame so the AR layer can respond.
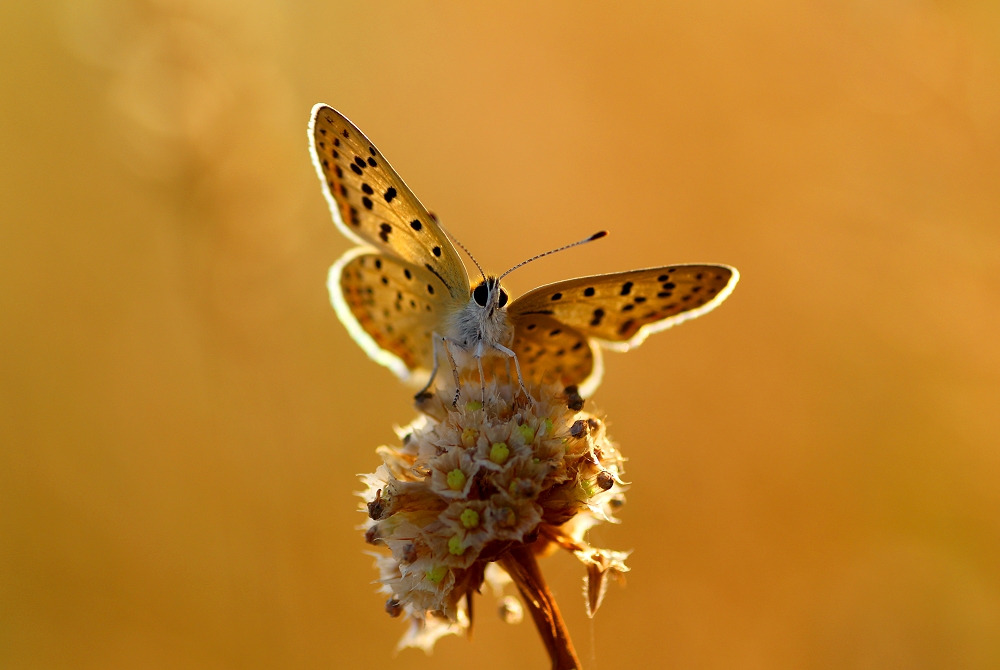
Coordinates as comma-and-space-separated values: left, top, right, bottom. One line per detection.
489, 442, 509, 465
596, 471, 615, 491
446, 469, 466, 491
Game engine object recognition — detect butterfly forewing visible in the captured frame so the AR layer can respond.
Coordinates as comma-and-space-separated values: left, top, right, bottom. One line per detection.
310, 104, 470, 300
330, 248, 461, 384
508, 265, 738, 350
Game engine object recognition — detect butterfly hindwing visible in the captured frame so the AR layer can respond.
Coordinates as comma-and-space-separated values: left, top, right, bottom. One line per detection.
329, 247, 464, 385
507, 313, 603, 394
508, 265, 739, 351
310, 104, 470, 301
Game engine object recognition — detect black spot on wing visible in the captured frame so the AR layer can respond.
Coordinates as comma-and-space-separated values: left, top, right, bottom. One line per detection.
583, 287, 595, 297
551, 293, 562, 301
620, 282, 633, 296
362, 196, 373, 210
362, 183, 374, 195
423, 264, 451, 292
410, 220, 422, 231
590, 309, 605, 326
351, 163, 363, 176
384, 187, 397, 203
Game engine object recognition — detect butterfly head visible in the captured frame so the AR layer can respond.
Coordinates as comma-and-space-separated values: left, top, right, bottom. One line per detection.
471, 277, 509, 315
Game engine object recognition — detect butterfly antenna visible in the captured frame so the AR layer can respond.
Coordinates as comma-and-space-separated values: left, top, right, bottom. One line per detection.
446, 229, 487, 281
499, 231, 608, 280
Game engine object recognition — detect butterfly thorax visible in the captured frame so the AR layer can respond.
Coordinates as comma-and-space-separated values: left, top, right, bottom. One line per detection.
447, 276, 513, 352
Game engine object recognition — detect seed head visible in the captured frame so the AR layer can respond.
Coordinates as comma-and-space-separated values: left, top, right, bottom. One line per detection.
358, 377, 629, 652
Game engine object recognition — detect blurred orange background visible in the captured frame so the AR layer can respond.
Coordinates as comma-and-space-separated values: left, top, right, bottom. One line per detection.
3, 1, 999, 668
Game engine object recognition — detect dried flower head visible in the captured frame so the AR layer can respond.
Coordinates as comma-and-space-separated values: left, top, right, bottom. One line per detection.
359, 375, 630, 654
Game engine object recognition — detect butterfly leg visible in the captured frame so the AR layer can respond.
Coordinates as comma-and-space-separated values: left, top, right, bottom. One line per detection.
494, 343, 534, 405
441, 336, 462, 407
414, 333, 463, 407
474, 346, 487, 405
414, 335, 443, 399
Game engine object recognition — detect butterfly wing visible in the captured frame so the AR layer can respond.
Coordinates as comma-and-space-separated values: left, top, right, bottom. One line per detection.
329, 247, 462, 386
508, 265, 739, 353
505, 313, 604, 397
309, 104, 470, 301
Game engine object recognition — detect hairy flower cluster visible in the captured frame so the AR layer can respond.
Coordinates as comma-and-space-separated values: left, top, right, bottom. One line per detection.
359, 376, 630, 652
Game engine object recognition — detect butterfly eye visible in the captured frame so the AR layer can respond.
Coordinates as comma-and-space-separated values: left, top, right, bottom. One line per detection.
473, 283, 489, 307
498, 288, 509, 308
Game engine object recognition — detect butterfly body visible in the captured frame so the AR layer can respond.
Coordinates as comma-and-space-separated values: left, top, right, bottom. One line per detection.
311, 104, 739, 400
435, 276, 526, 403
449, 278, 512, 354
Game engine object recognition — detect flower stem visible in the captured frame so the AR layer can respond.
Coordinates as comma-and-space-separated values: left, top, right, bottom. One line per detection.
500, 544, 582, 670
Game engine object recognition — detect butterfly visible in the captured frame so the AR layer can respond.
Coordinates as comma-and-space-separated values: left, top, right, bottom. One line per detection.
309, 104, 739, 402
